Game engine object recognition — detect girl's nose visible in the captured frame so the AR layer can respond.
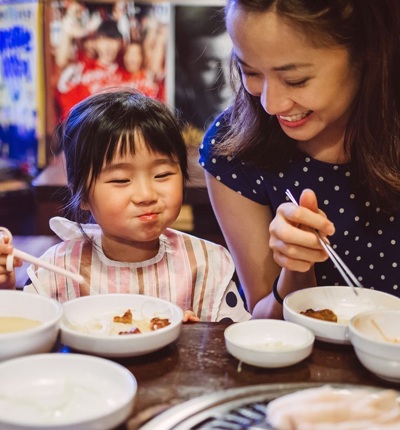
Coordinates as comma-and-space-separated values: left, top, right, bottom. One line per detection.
131, 181, 157, 204
261, 81, 294, 116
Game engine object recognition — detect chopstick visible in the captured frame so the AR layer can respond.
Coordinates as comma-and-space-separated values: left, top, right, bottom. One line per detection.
371, 319, 400, 343
285, 189, 363, 295
0, 226, 84, 284
13, 248, 85, 284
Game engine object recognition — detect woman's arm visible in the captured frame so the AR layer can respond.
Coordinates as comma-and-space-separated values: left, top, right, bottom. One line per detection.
205, 175, 334, 318
205, 172, 283, 318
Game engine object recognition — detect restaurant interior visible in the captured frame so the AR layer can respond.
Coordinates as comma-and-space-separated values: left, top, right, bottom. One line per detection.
1, 1, 400, 430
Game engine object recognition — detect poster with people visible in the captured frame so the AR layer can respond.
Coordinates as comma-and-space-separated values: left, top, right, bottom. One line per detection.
47, 1, 169, 123
174, 3, 233, 146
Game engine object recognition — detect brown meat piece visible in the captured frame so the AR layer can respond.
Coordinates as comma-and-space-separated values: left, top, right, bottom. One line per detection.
300, 308, 338, 322
151, 317, 170, 330
113, 309, 133, 324
119, 327, 141, 335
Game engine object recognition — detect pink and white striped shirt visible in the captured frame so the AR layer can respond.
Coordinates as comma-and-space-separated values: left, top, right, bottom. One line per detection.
24, 217, 251, 322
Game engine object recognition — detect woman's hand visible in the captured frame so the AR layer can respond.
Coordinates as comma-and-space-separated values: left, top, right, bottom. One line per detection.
269, 189, 335, 272
0, 240, 21, 289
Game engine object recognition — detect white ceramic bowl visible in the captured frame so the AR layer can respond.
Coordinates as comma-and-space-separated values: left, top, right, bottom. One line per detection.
0, 290, 63, 361
224, 319, 315, 368
283, 286, 400, 344
349, 310, 400, 383
60, 294, 183, 357
0, 353, 137, 430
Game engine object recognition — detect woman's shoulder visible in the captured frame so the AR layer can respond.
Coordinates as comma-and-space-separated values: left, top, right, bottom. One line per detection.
202, 110, 231, 146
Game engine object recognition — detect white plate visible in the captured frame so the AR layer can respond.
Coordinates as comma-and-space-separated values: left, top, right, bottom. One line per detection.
60, 294, 183, 357
283, 286, 400, 344
0, 353, 137, 430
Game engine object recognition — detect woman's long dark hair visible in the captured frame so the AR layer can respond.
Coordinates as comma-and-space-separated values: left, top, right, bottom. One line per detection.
220, 0, 400, 211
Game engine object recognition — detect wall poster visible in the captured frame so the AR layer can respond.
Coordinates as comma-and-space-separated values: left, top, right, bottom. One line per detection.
173, 2, 233, 147
0, 0, 44, 173
45, 0, 170, 149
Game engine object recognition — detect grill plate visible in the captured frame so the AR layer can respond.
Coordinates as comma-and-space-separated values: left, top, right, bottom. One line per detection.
139, 382, 375, 429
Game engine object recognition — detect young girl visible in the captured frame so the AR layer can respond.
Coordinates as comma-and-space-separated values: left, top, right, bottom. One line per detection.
0, 89, 250, 323
199, 0, 400, 319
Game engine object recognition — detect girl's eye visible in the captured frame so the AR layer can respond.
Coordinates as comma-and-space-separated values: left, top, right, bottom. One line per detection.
155, 172, 174, 179
108, 179, 129, 184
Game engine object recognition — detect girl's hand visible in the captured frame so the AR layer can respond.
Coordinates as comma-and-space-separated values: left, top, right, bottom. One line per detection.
182, 310, 200, 323
0, 240, 21, 289
269, 189, 335, 272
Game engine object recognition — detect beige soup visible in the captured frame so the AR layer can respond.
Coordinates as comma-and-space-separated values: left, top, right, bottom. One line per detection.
0, 316, 42, 334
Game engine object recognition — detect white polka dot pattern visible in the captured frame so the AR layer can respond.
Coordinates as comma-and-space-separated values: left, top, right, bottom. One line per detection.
199, 113, 400, 297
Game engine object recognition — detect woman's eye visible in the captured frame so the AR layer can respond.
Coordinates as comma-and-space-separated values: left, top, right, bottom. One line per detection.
286, 78, 309, 88
241, 69, 261, 78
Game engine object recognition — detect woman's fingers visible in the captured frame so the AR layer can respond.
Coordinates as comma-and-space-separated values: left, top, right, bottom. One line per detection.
298, 189, 335, 236
269, 198, 333, 270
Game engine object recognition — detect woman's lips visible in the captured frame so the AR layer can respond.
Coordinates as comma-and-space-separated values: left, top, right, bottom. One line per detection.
277, 111, 313, 128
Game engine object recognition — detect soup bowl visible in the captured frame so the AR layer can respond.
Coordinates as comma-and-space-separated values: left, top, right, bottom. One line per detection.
0, 353, 137, 429
0, 290, 63, 361
349, 310, 400, 382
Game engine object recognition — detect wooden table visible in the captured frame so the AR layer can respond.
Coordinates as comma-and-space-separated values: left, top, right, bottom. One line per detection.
59, 321, 398, 429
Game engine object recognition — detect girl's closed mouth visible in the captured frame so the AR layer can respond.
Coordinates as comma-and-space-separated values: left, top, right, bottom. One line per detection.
139, 213, 158, 221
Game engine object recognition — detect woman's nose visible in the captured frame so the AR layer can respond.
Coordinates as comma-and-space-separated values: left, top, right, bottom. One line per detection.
261, 81, 294, 116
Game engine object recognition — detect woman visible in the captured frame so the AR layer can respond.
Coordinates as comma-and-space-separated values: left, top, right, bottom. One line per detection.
199, 0, 400, 318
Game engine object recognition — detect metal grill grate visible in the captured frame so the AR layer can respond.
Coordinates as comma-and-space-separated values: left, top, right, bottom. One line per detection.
191, 402, 268, 429
139, 382, 388, 430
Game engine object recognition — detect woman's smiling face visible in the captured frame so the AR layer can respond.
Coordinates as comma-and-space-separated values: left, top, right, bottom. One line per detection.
226, 7, 361, 160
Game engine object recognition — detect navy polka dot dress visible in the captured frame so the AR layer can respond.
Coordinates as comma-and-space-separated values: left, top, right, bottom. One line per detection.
199, 114, 400, 297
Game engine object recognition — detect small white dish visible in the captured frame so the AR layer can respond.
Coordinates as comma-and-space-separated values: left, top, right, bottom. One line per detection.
283, 286, 400, 344
224, 319, 314, 368
349, 310, 400, 383
0, 290, 63, 361
60, 294, 183, 357
0, 353, 137, 430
